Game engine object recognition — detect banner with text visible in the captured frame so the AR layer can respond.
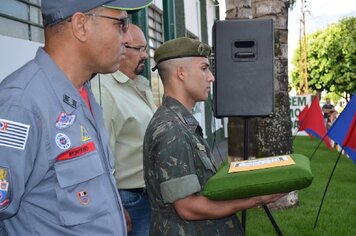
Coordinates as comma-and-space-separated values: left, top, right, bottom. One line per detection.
290, 95, 312, 136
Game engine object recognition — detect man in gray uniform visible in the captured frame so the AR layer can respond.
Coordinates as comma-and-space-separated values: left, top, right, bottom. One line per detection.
0, 0, 152, 235
143, 37, 285, 235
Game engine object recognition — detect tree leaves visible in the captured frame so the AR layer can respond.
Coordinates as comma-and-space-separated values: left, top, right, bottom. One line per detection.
291, 17, 356, 99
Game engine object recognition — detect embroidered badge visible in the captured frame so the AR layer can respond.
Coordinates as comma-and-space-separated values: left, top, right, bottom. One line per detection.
0, 180, 9, 206
77, 190, 90, 205
0, 118, 30, 150
0, 168, 10, 207
197, 143, 206, 152
56, 141, 96, 162
63, 95, 77, 109
80, 125, 91, 142
56, 112, 76, 129
55, 133, 71, 150
0, 169, 7, 180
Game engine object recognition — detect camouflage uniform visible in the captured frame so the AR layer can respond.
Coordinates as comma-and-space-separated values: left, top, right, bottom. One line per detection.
144, 96, 244, 236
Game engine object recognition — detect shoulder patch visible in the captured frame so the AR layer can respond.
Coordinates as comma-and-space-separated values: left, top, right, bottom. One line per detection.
0, 119, 30, 150
0, 167, 11, 208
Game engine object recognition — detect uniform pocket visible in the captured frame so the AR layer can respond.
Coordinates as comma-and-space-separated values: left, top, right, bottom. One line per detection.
197, 149, 215, 172
54, 152, 109, 226
119, 190, 142, 207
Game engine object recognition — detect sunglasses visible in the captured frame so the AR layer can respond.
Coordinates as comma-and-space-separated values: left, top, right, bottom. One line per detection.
85, 13, 129, 33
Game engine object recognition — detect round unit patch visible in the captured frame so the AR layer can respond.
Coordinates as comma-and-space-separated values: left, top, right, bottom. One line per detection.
55, 133, 71, 150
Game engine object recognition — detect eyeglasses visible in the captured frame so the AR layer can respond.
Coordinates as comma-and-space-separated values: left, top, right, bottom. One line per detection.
86, 13, 129, 33
125, 45, 147, 53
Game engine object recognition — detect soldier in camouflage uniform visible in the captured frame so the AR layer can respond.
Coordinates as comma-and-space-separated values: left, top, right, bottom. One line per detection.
143, 37, 284, 236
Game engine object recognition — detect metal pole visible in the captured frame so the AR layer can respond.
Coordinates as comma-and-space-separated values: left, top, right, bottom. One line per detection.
241, 118, 249, 232
314, 149, 343, 228
242, 118, 283, 235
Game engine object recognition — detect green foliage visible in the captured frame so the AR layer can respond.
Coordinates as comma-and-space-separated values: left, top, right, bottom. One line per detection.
291, 17, 356, 99
239, 136, 356, 236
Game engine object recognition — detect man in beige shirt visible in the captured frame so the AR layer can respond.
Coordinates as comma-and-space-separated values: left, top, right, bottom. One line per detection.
92, 24, 156, 236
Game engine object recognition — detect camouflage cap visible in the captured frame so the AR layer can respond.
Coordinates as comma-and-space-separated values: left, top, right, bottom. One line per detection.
152, 37, 212, 71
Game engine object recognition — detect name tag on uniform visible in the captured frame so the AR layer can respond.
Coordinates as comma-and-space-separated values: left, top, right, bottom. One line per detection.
63, 95, 77, 108
56, 141, 96, 161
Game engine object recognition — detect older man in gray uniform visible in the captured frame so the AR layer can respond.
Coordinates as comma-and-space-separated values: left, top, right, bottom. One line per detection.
0, 0, 151, 235
143, 37, 284, 235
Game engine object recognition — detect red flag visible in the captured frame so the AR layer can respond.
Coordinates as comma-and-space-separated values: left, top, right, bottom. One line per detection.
297, 105, 309, 129
300, 96, 333, 149
342, 113, 356, 151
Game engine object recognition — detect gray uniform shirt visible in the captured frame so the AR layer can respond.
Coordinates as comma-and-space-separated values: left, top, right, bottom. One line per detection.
0, 48, 126, 235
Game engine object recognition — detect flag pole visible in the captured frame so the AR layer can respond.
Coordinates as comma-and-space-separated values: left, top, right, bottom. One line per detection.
309, 132, 332, 160
309, 138, 323, 161
313, 148, 343, 228
292, 129, 300, 142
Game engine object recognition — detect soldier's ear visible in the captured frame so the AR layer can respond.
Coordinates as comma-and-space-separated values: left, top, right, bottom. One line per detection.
177, 65, 186, 81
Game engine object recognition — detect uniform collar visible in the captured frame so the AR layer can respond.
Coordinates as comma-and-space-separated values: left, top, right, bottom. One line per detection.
112, 71, 149, 88
162, 96, 203, 136
33, 47, 103, 129
34, 48, 85, 114
112, 70, 130, 84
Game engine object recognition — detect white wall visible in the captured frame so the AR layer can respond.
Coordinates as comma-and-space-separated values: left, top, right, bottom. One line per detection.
0, 35, 42, 82
152, 0, 163, 11
206, 0, 217, 45
184, 0, 201, 38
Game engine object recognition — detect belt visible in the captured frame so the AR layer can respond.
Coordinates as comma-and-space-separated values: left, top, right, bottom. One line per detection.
124, 188, 146, 194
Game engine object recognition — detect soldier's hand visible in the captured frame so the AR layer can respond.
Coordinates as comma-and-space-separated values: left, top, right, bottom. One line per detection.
253, 193, 287, 206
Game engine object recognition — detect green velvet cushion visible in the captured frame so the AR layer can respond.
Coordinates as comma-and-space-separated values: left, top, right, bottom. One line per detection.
202, 154, 313, 200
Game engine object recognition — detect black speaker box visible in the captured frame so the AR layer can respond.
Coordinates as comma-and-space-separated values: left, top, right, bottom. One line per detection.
213, 19, 274, 117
